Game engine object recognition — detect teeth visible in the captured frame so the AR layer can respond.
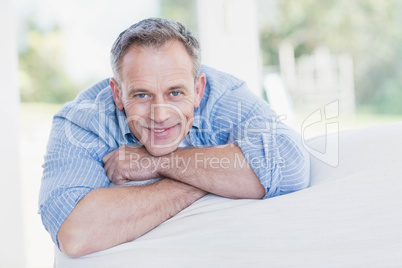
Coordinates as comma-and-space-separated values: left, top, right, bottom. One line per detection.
153, 129, 165, 133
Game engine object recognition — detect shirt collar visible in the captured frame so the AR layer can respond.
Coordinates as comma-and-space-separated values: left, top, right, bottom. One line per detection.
192, 107, 201, 130
116, 108, 139, 144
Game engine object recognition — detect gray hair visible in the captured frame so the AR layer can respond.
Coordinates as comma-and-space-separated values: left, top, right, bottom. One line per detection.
110, 17, 201, 86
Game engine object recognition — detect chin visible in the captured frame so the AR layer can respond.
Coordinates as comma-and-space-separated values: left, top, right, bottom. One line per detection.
146, 145, 178, 157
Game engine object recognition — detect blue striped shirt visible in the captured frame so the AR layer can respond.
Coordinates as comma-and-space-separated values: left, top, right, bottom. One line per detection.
39, 65, 310, 245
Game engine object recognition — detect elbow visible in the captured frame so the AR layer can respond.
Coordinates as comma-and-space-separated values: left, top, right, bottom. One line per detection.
58, 226, 92, 258
248, 179, 266, 199
59, 243, 85, 258
249, 184, 265, 199
233, 182, 265, 200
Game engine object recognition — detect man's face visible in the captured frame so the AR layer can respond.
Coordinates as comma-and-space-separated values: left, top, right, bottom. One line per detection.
111, 41, 205, 156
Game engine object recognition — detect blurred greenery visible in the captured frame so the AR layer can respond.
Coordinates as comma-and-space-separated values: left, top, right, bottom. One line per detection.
18, 14, 79, 103
160, 0, 198, 33
258, 0, 402, 114
18, 0, 198, 104
18, 0, 402, 115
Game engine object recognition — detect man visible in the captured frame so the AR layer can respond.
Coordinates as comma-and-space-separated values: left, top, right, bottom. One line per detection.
39, 18, 310, 257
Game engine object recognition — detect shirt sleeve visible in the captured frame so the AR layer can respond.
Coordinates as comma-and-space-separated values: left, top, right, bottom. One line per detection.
38, 115, 111, 246
210, 85, 310, 198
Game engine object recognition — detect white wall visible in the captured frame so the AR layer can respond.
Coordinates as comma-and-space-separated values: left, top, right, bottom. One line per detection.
197, 0, 262, 98
0, 0, 26, 267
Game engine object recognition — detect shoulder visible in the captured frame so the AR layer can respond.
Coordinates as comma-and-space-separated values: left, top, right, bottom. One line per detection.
50, 78, 121, 149
200, 65, 244, 99
55, 78, 115, 123
197, 65, 273, 120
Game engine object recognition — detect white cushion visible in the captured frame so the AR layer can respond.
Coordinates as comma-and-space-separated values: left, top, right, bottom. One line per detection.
55, 122, 402, 267
308, 122, 402, 186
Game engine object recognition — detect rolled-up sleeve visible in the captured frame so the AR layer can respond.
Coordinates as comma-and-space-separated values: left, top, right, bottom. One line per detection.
208, 85, 310, 199
38, 116, 111, 246
229, 105, 310, 198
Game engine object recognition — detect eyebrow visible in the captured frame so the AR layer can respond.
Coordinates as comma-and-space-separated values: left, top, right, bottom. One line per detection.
127, 88, 149, 96
126, 82, 189, 96
168, 83, 189, 91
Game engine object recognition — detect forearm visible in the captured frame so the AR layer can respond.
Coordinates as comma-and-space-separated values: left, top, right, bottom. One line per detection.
58, 179, 206, 257
158, 145, 265, 199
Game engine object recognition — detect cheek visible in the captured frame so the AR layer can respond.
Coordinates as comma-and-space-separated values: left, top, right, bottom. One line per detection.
171, 104, 194, 123
124, 102, 150, 127
173, 98, 196, 118
173, 102, 195, 133
124, 100, 146, 115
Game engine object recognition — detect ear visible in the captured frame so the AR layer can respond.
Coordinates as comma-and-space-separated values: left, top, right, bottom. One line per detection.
110, 78, 124, 111
194, 73, 206, 108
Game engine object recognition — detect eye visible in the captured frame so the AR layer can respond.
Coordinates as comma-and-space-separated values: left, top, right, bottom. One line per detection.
136, 93, 148, 99
170, 91, 181, 97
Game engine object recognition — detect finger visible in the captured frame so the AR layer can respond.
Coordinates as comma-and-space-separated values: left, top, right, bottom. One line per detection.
104, 155, 117, 181
102, 149, 116, 164
106, 161, 116, 182
103, 153, 113, 172
104, 164, 112, 181
104, 148, 120, 171
110, 167, 129, 185
113, 178, 129, 185
103, 155, 111, 175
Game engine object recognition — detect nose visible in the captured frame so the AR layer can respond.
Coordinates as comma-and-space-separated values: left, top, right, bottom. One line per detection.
150, 97, 170, 124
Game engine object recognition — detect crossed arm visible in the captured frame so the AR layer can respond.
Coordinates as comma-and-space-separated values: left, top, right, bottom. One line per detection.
58, 145, 264, 257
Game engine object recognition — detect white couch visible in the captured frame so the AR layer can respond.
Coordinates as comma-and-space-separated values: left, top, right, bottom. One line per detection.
55, 122, 402, 267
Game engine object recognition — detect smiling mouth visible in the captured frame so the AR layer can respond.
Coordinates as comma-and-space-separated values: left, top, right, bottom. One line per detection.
149, 125, 176, 134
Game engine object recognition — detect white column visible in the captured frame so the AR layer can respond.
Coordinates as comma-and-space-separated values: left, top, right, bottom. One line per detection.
0, 0, 26, 267
197, 0, 262, 98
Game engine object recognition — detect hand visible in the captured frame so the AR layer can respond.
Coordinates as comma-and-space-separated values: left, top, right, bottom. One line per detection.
103, 145, 159, 185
